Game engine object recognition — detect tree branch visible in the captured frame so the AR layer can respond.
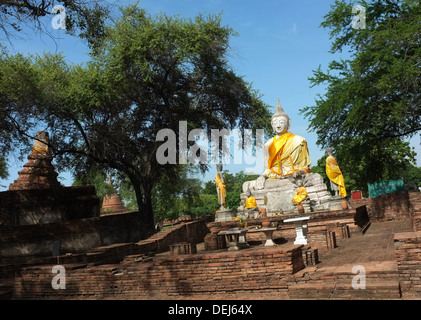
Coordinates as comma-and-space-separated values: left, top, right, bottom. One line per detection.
382, 127, 421, 139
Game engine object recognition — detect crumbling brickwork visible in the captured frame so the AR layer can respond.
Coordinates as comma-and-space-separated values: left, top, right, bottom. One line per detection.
13, 244, 305, 299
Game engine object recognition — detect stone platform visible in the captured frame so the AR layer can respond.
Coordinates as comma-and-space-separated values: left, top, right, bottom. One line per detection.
240, 173, 346, 215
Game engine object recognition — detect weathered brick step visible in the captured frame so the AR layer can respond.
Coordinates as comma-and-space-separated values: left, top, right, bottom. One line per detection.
299, 270, 400, 281
0, 279, 14, 300
293, 260, 398, 277
288, 279, 401, 299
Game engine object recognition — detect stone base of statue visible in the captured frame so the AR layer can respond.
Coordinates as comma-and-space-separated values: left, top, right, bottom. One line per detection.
240, 173, 345, 215
214, 208, 236, 222
328, 196, 349, 211
235, 207, 261, 220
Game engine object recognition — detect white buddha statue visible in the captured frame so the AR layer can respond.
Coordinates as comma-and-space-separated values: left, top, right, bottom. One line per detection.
240, 99, 336, 214
247, 98, 311, 191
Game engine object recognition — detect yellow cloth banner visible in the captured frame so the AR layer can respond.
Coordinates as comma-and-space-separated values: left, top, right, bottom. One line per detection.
292, 187, 308, 205
326, 155, 347, 197
244, 196, 257, 209
215, 173, 226, 208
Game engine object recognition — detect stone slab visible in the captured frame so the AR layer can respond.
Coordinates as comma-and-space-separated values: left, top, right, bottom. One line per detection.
214, 210, 236, 222
266, 190, 297, 213
284, 216, 311, 223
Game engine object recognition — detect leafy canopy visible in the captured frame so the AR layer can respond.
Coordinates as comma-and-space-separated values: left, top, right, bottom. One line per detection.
0, 5, 272, 231
301, 0, 420, 189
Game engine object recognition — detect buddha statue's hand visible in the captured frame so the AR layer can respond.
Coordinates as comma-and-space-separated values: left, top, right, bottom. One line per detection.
287, 169, 309, 187
298, 168, 309, 176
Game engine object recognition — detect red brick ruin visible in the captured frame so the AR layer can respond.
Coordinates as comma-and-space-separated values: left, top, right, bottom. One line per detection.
101, 174, 127, 214
1, 131, 421, 300
8, 131, 61, 191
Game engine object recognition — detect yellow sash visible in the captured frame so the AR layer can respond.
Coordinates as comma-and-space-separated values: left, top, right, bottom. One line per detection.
326, 155, 347, 197
215, 173, 226, 207
244, 196, 257, 209
268, 132, 295, 175
268, 133, 311, 177
292, 187, 308, 205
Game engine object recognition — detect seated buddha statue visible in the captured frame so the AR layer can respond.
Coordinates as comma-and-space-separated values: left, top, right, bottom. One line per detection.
240, 99, 340, 214
255, 98, 311, 190
244, 189, 258, 209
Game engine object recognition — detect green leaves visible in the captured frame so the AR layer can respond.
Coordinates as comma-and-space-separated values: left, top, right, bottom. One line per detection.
0, 4, 271, 229
0, 1, 110, 52
303, 0, 421, 191
72, 168, 115, 205
0, 156, 7, 180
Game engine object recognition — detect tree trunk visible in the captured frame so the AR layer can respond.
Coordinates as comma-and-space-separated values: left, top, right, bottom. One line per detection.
142, 189, 155, 233
132, 179, 155, 234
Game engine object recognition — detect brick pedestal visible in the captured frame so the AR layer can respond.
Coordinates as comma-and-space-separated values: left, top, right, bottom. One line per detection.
204, 233, 226, 250
170, 242, 197, 255
302, 246, 319, 266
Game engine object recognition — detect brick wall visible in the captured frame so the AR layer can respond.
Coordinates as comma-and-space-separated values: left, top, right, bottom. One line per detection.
409, 192, 421, 232
0, 218, 102, 257
134, 220, 209, 254
386, 192, 421, 298
0, 211, 152, 258
1, 219, 209, 282
13, 244, 305, 299
0, 186, 100, 226
394, 231, 421, 296
349, 192, 410, 221
0, 211, 158, 258
307, 229, 336, 250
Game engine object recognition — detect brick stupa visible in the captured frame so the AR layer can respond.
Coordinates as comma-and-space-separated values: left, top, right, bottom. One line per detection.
101, 174, 126, 214
9, 131, 61, 191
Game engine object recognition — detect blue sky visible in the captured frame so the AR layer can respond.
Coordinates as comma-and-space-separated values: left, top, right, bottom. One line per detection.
1, 0, 420, 190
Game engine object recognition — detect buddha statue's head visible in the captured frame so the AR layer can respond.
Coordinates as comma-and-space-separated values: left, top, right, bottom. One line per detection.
271, 98, 291, 135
